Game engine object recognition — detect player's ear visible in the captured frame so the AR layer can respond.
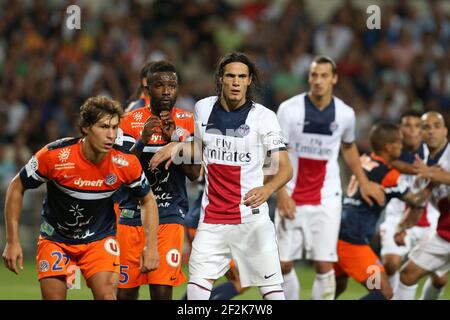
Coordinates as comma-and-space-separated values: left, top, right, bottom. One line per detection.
332, 73, 338, 85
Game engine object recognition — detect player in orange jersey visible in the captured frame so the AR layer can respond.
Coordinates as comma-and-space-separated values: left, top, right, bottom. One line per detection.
115, 61, 200, 300
2, 96, 159, 300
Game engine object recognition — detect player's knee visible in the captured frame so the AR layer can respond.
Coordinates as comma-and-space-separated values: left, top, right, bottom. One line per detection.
399, 266, 418, 286
280, 261, 294, 275
381, 285, 393, 300
117, 288, 139, 300
383, 259, 400, 276
432, 274, 448, 288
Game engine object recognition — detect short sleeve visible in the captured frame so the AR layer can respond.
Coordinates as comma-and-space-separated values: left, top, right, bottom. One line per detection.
19, 146, 52, 189
342, 108, 356, 144
123, 156, 151, 198
260, 109, 286, 155
276, 103, 291, 146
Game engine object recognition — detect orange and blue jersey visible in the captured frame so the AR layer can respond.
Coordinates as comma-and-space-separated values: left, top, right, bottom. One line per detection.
20, 137, 150, 244
116, 106, 194, 226
339, 153, 410, 245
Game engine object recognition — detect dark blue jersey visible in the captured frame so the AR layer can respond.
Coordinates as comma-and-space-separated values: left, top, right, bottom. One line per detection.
339, 153, 409, 244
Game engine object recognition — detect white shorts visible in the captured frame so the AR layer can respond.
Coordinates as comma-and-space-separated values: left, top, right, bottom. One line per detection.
409, 233, 450, 277
380, 216, 434, 257
189, 217, 283, 288
275, 198, 341, 262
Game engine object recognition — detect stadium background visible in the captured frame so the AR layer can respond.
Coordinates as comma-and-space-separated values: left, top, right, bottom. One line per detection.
0, 0, 449, 299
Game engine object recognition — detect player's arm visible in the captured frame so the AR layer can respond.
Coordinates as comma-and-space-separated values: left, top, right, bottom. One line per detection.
138, 191, 160, 273
2, 174, 26, 275
391, 159, 417, 175
394, 185, 433, 246
244, 150, 293, 209
130, 116, 162, 157
413, 154, 450, 184
341, 142, 385, 206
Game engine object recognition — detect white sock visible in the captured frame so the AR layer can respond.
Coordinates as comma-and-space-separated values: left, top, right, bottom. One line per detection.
393, 281, 418, 300
312, 270, 336, 300
419, 277, 444, 300
187, 278, 213, 300
259, 284, 285, 300
282, 269, 300, 300
389, 272, 399, 291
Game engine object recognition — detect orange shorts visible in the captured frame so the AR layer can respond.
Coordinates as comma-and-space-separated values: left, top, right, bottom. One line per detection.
36, 236, 120, 283
117, 223, 186, 288
334, 240, 385, 283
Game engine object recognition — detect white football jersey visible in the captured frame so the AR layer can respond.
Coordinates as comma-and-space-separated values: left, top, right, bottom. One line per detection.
277, 93, 355, 205
428, 143, 450, 242
195, 96, 286, 224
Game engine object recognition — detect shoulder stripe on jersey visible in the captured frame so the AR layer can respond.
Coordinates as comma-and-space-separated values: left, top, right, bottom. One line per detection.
29, 171, 48, 183
143, 146, 163, 153
381, 169, 400, 187
47, 137, 81, 150
267, 147, 287, 156
122, 135, 136, 144
52, 181, 116, 200
126, 172, 146, 188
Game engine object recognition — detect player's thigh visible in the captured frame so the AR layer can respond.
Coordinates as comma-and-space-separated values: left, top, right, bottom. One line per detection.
117, 225, 147, 289
307, 201, 341, 262
36, 237, 76, 283
40, 276, 68, 300
408, 234, 450, 276
78, 236, 120, 284
87, 271, 119, 300
337, 240, 385, 284
147, 223, 186, 286
274, 208, 303, 262
229, 218, 283, 288
189, 223, 231, 280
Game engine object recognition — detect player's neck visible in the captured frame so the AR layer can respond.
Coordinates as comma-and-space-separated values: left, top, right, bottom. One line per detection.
429, 138, 448, 158
376, 151, 393, 164
308, 92, 332, 110
220, 96, 247, 112
402, 142, 420, 153
81, 138, 107, 164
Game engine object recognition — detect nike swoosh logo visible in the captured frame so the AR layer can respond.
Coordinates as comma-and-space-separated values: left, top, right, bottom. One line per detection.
201, 123, 213, 127
297, 121, 310, 126
113, 263, 120, 266
264, 273, 276, 279
170, 276, 177, 280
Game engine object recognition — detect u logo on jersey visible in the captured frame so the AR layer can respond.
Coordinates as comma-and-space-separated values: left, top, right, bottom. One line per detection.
104, 238, 120, 256
166, 248, 180, 267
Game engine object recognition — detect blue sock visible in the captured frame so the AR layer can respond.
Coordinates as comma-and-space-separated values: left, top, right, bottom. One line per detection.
210, 281, 239, 300
360, 290, 387, 300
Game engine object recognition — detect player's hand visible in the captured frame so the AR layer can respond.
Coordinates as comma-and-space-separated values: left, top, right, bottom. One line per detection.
243, 186, 272, 209
394, 229, 407, 246
140, 245, 159, 273
277, 189, 296, 220
141, 116, 162, 144
2, 241, 23, 275
149, 142, 182, 171
159, 111, 176, 141
359, 181, 385, 207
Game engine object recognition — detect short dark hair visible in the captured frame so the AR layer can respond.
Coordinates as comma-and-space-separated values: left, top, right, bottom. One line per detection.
78, 96, 123, 135
146, 60, 178, 85
312, 55, 337, 74
399, 110, 422, 123
369, 122, 400, 153
215, 52, 260, 101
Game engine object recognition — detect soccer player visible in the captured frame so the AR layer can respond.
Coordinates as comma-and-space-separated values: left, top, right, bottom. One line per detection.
335, 122, 431, 300
125, 62, 152, 113
2, 96, 159, 300
394, 111, 450, 300
150, 52, 293, 300
275, 56, 385, 300
115, 61, 200, 300
379, 111, 445, 299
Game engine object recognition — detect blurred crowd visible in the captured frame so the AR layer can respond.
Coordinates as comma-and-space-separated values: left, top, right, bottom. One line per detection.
0, 0, 449, 201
